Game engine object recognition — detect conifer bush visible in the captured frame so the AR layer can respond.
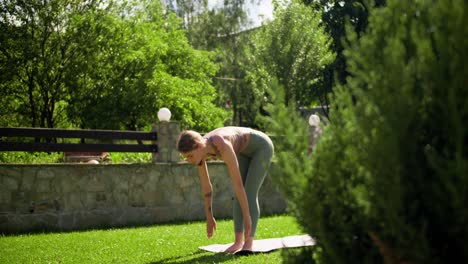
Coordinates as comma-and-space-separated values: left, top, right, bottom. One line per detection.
269, 0, 467, 263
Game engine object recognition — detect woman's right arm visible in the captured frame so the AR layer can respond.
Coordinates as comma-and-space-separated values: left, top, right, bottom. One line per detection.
198, 160, 216, 238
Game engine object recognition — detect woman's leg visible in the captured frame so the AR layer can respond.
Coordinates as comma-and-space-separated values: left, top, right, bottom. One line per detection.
226, 154, 250, 253
227, 131, 274, 252
242, 147, 273, 250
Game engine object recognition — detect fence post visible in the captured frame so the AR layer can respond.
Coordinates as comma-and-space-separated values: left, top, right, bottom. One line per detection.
152, 121, 180, 163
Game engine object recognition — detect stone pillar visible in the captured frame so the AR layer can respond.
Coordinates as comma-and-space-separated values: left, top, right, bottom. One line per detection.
152, 121, 181, 163
308, 125, 322, 154
308, 114, 322, 155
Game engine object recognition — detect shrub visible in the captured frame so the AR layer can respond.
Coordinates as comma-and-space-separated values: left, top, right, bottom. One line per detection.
0, 152, 62, 164
269, 0, 468, 263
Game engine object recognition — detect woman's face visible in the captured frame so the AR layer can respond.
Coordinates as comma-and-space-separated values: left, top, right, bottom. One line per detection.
182, 145, 204, 166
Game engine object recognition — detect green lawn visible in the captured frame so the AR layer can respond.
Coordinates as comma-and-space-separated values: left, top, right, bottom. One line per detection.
0, 215, 305, 263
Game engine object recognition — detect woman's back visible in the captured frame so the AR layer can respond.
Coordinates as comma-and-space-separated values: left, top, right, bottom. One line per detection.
203, 127, 252, 154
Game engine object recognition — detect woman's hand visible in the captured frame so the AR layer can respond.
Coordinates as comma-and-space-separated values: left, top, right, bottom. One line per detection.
207, 216, 217, 238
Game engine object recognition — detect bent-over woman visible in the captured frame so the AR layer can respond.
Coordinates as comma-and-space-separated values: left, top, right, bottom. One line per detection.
176, 126, 274, 253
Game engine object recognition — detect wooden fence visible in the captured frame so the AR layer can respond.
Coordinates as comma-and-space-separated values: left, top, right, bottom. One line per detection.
0, 127, 158, 153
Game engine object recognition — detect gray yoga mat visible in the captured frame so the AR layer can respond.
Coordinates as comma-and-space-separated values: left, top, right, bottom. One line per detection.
199, 234, 315, 254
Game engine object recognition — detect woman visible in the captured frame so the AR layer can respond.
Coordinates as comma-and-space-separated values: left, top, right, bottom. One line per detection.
176, 126, 274, 253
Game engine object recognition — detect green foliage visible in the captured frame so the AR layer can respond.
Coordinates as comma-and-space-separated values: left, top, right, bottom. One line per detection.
64, 0, 226, 131
182, 0, 251, 49
214, 31, 261, 128
0, 0, 98, 128
270, 0, 468, 263
245, 0, 334, 113
186, 1, 257, 127
265, 101, 311, 212
1, 0, 227, 132
305, 0, 387, 113
0, 152, 62, 164
0, 152, 151, 164
106, 152, 152, 163
149, 69, 227, 132
164, 0, 255, 127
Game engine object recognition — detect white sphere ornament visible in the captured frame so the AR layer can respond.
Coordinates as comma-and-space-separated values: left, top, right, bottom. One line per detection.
157, 107, 171, 122
308, 114, 320, 127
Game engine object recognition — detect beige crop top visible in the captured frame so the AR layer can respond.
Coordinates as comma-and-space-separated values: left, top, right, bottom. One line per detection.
203, 126, 252, 158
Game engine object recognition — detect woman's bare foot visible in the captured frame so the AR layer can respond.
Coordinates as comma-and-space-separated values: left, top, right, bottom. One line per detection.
225, 232, 244, 253
225, 241, 243, 253
242, 236, 253, 251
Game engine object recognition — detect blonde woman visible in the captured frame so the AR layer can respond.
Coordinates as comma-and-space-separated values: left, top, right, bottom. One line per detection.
176, 126, 274, 253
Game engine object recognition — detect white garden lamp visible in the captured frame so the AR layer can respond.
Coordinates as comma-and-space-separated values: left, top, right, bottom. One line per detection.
308, 114, 320, 127
157, 107, 171, 122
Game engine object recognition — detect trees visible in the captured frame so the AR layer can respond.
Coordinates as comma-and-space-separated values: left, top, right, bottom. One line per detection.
189, 1, 254, 127
244, 0, 334, 128
163, 0, 334, 129
0, 0, 100, 128
64, 0, 226, 131
269, 0, 468, 262
1, 0, 226, 131
177, 0, 251, 49
304, 0, 386, 111
165, 0, 267, 128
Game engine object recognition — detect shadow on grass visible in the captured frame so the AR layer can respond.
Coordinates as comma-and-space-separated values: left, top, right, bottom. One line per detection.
148, 250, 237, 264
1, 219, 210, 236
1, 216, 240, 237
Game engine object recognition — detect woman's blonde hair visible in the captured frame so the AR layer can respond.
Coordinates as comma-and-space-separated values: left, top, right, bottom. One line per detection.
176, 130, 203, 153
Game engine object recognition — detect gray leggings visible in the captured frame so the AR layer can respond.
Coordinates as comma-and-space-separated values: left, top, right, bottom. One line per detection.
233, 130, 274, 237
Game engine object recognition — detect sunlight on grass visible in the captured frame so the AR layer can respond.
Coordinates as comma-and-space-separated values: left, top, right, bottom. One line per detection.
107, 152, 152, 163
0, 215, 304, 263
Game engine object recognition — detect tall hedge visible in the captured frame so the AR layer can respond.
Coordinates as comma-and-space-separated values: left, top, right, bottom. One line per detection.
269, 0, 468, 263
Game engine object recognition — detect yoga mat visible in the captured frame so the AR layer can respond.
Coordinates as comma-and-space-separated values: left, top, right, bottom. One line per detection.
199, 234, 315, 254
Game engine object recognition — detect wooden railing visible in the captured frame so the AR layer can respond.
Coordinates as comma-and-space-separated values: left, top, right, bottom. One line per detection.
0, 127, 158, 153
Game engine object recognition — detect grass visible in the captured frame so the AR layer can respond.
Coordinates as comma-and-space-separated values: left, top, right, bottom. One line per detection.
106, 152, 152, 163
0, 152, 152, 164
0, 215, 305, 263
0, 151, 63, 164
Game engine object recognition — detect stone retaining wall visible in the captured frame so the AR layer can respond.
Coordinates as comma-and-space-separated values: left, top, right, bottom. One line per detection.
0, 162, 286, 234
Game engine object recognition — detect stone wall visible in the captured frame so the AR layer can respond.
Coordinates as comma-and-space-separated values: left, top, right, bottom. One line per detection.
0, 162, 286, 234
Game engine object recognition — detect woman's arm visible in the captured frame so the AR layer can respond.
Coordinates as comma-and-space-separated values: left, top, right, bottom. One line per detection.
211, 135, 252, 238
198, 160, 216, 238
